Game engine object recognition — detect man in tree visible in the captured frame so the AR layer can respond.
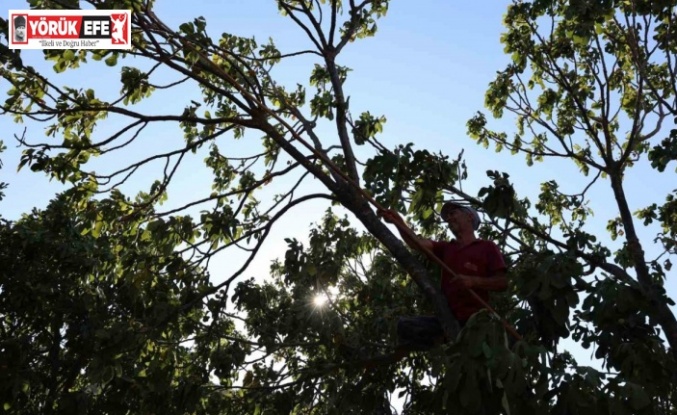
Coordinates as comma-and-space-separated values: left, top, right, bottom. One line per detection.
379, 202, 508, 354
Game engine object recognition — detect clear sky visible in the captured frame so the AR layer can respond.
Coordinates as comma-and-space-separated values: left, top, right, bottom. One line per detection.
2, 0, 675, 381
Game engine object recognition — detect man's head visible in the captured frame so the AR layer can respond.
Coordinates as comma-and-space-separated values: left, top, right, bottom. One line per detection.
440, 201, 480, 234
13, 16, 26, 41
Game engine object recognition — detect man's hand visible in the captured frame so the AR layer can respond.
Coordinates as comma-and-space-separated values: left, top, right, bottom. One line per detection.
454, 275, 477, 290
453, 273, 508, 292
377, 209, 403, 225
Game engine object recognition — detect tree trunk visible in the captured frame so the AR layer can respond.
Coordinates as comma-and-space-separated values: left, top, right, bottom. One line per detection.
609, 172, 677, 359
340, 185, 461, 341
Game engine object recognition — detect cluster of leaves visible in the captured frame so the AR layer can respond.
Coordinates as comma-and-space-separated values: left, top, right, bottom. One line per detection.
0, 192, 218, 414
363, 143, 462, 234
511, 252, 581, 349
462, 0, 677, 412
206, 207, 448, 413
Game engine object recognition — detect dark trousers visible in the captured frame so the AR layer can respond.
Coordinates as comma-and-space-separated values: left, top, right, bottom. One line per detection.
396, 316, 466, 351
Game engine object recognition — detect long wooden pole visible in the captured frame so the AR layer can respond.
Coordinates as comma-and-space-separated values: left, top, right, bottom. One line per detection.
168, 27, 522, 341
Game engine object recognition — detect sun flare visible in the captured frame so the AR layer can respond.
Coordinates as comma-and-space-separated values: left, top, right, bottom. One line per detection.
313, 294, 328, 307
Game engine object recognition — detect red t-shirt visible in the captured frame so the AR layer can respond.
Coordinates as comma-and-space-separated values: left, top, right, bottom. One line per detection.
431, 239, 506, 322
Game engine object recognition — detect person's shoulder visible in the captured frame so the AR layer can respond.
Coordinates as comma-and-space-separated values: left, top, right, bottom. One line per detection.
431, 239, 457, 250
435, 238, 459, 246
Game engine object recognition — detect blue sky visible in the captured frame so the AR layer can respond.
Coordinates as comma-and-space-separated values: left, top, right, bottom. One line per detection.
2, 0, 675, 378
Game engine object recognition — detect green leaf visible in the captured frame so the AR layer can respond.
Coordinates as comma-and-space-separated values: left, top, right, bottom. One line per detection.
629, 383, 651, 410
482, 341, 493, 359
102, 366, 115, 384
459, 372, 481, 411
105, 54, 118, 67
63, 49, 75, 61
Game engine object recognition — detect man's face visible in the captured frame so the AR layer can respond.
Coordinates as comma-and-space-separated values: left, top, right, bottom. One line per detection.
15, 25, 26, 40
444, 208, 471, 234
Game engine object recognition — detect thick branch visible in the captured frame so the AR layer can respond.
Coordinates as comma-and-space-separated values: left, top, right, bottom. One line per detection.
608, 173, 677, 358
325, 56, 360, 183
338, 186, 461, 341
328, 0, 339, 46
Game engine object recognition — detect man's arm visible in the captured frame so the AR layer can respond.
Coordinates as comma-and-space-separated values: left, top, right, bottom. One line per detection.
378, 209, 435, 254
458, 270, 508, 291
400, 226, 435, 254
